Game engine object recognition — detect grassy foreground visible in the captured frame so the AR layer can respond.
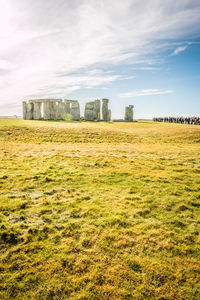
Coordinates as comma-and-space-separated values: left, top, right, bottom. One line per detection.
0, 119, 200, 299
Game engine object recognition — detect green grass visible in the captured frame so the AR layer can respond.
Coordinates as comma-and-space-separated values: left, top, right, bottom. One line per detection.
0, 119, 200, 299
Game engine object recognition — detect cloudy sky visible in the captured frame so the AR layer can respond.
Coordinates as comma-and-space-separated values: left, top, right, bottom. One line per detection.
0, 0, 200, 118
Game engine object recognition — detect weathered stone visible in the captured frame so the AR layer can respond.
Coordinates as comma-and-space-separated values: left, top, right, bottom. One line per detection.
33, 102, 42, 120
40, 99, 62, 120
102, 98, 109, 121
108, 109, 111, 121
125, 107, 128, 121
70, 101, 80, 121
48, 100, 62, 120
26, 102, 34, 120
22, 101, 27, 119
95, 99, 101, 120
43, 100, 51, 120
64, 100, 71, 114
85, 101, 96, 121
23, 98, 113, 121
56, 101, 65, 120
124, 105, 133, 122
48, 101, 55, 120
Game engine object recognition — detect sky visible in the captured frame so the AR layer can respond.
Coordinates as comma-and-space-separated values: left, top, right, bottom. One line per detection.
0, 0, 200, 119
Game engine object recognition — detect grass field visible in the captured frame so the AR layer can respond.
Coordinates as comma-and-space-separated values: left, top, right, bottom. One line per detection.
0, 119, 200, 299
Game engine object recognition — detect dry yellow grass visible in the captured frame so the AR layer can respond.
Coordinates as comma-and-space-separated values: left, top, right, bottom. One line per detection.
0, 119, 200, 299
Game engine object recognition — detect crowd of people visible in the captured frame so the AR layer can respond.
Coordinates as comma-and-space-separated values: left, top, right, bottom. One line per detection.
153, 117, 200, 125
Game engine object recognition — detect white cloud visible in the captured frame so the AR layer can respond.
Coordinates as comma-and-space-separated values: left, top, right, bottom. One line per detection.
171, 45, 188, 56
0, 59, 15, 70
131, 67, 161, 71
119, 89, 175, 98
120, 75, 136, 80
0, 0, 199, 114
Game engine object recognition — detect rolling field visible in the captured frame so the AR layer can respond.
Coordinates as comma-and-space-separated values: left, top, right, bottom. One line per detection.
0, 119, 200, 299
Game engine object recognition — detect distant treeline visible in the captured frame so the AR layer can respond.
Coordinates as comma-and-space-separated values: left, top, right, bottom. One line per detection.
153, 117, 200, 125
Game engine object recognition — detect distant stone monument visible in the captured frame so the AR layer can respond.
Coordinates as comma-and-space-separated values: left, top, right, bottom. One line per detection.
70, 100, 80, 121
56, 101, 66, 120
95, 100, 101, 121
84, 99, 101, 121
23, 99, 80, 121
23, 97, 133, 122
124, 105, 134, 122
25, 102, 34, 120
108, 109, 111, 121
102, 99, 111, 121
43, 100, 51, 120
84, 101, 96, 121
64, 100, 71, 115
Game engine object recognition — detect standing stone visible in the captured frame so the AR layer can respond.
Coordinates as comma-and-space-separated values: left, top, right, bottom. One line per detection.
56, 101, 65, 120
71, 101, 80, 121
43, 100, 61, 120
124, 105, 134, 122
49, 100, 61, 120
124, 107, 129, 121
102, 99, 109, 121
32, 101, 42, 120
24, 99, 66, 120
47, 101, 54, 120
84, 101, 96, 121
53, 100, 62, 120
23, 98, 114, 121
26, 102, 34, 120
52, 101, 58, 120
22, 101, 27, 119
129, 105, 133, 122
43, 100, 51, 120
64, 100, 71, 114
95, 99, 101, 120
108, 109, 111, 121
